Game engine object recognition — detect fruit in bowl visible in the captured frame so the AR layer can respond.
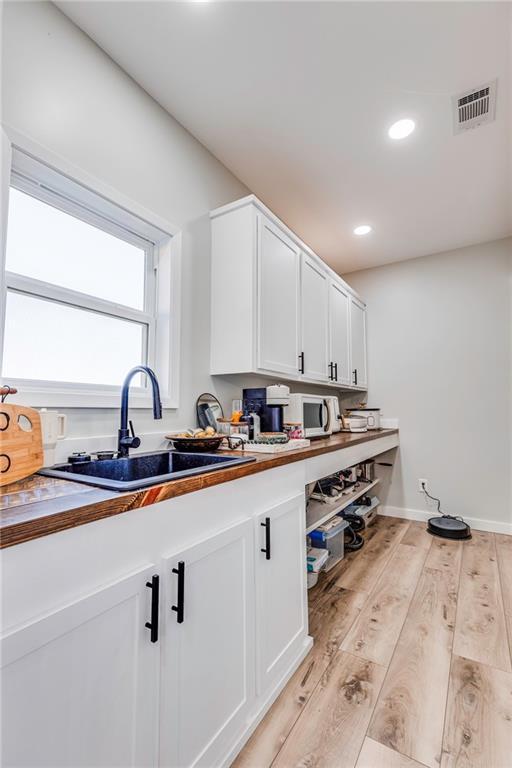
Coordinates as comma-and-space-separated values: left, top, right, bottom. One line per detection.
173, 427, 217, 439
165, 426, 231, 452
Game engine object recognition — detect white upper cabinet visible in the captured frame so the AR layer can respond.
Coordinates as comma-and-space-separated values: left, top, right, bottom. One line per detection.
300, 254, 329, 382
329, 280, 351, 386
350, 296, 367, 388
258, 215, 301, 376
210, 196, 367, 389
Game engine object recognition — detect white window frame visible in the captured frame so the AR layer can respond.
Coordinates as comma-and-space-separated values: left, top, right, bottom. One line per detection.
0, 129, 181, 409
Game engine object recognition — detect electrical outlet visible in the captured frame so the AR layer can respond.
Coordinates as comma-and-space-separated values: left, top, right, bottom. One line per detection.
418, 478, 429, 493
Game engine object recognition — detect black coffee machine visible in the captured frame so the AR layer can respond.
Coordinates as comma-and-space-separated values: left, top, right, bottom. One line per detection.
242, 386, 289, 435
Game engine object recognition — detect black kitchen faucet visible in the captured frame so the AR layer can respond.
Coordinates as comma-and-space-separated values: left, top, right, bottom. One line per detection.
117, 366, 162, 457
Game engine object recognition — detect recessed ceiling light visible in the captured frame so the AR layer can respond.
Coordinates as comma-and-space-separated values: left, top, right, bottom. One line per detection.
388, 118, 415, 140
353, 225, 372, 236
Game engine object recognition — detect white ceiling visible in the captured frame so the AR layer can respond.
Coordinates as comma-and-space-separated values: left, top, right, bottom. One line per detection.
57, 1, 511, 273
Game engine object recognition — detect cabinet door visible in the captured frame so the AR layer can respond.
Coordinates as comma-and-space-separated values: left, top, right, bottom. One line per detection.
160, 520, 255, 768
257, 215, 301, 376
255, 494, 307, 694
350, 296, 368, 388
329, 280, 351, 386
1, 565, 159, 768
300, 254, 329, 381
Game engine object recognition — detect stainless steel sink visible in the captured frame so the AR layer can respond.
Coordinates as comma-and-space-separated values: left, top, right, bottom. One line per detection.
39, 450, 256, 492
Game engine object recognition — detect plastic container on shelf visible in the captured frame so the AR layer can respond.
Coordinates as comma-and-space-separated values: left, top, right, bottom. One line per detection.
309, 516, 349, 571
307, 571, 319, 588
306, 546, 330, 589
343, 495, 380, 528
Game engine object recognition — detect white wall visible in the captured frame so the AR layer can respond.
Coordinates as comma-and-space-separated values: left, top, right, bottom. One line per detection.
1, 0, 252, 444
345, 238, 512, 532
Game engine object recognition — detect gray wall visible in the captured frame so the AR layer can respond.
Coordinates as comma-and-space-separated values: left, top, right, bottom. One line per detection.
1, 1, 348, 445
1, 1, 252, 438
345, 238, 512, 528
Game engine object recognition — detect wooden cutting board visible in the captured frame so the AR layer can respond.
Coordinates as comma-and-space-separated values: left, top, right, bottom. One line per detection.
0, 404, 44, 487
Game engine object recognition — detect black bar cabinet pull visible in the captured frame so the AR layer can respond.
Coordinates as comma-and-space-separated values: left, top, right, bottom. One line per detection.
261, 517, 271, 560
334, 363, 338, 382
353, 368, 358, 385
328, 362, 333, 380
145, 574, 159, 643
298, 352, 305, 374
171, 561, 185, 624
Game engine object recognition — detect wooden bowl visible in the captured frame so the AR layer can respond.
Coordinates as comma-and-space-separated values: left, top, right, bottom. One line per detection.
167, 436, 225, 453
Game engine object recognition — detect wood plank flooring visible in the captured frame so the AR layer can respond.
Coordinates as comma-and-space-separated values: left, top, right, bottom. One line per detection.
234, 517, 512, 768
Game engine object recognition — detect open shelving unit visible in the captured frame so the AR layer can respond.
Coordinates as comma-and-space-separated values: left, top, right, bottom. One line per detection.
305, 478, 380, 535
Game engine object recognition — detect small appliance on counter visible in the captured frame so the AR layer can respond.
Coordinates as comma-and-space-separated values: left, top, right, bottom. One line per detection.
341, 414, 368, 432
284, 393, 333, 438
242, 385, 290, 439
347, 407, 381, 430
325, 396, 341, 433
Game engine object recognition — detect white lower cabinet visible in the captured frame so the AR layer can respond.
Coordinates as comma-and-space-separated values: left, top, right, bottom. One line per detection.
0, 565, 160, 768
159, 519, 255, 768
255, 494, 307, 695
1, 483, 311, 768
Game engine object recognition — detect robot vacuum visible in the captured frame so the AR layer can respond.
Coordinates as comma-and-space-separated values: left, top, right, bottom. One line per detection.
427, 515, 471, 540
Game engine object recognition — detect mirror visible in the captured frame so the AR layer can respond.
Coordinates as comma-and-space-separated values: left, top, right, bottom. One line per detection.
196, 393, 224, 431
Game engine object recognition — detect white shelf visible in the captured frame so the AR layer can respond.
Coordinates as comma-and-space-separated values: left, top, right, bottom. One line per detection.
305, 478, 380, 535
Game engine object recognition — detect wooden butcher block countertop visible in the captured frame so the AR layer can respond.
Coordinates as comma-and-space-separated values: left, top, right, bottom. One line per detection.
0, 429, 398, 548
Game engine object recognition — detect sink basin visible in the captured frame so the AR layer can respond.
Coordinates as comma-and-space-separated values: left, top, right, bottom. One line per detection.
39, 450, 257, 491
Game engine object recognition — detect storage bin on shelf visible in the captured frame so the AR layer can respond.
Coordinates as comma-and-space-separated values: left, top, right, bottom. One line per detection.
306, 547, 329, 588
342, 495, 380, 528
309, 516, 349, 571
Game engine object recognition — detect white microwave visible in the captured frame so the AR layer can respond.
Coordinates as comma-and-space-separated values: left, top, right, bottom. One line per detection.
284, 394, 337, 438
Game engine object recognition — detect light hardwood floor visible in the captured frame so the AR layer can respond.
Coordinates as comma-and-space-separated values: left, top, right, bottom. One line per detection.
234, 518, 512, 768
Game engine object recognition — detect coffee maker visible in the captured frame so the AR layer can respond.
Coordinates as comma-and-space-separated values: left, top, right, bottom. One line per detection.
242, 385, 290, 437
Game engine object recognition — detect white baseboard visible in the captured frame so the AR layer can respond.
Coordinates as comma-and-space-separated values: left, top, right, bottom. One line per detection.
379, 505, 512, 536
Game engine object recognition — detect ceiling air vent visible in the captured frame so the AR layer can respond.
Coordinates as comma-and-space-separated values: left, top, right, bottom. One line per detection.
453, 80, 497, 134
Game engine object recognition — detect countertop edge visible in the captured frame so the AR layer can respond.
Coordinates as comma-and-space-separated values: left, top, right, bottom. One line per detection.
0, 430, 398, 548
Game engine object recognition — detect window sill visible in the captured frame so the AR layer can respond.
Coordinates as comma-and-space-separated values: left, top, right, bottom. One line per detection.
1, 382, 177, 410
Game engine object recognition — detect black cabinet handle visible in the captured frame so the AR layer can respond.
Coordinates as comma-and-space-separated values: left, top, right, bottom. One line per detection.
145, 574, 159, 643
328, 362, 333, 380
334, 363, 338, 382
298, 352, 305, 374
171, 561, 185, 624
261, 517, 271, 560
353, 369, 358, 385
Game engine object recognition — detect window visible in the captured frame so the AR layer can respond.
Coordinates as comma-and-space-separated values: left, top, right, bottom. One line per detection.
1, 147, 179, 407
